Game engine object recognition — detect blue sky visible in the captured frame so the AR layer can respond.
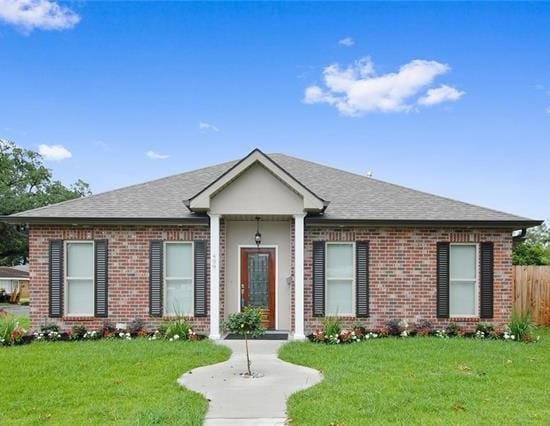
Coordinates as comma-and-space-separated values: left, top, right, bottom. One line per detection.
0, 1, 549, 220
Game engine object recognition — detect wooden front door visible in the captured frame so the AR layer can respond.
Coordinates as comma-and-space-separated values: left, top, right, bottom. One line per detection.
241, 248, 276, 330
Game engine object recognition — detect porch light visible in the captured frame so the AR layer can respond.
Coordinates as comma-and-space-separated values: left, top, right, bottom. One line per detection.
254, 216, 262, 248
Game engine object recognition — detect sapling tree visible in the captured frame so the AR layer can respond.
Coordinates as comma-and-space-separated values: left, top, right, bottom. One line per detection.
224, 306, 265, 376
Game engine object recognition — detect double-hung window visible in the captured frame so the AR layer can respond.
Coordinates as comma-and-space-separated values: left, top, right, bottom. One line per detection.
449, 244, 478, 317
65, 241, 94, 316
325, 242, 354, 316
164, 242, 194, 316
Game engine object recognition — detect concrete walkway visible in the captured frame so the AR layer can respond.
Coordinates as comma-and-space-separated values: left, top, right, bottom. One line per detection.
178, 340, 322, 426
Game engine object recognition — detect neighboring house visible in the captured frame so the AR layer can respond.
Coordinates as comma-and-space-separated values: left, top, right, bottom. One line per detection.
0, 265, 29, 298
0, 149, 541, 338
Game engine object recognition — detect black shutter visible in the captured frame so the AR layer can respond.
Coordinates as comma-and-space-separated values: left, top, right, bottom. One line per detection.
312, 241, 325, 317
436, 242, 450, 318
48, 240, 64, 318
480, 242, 494, 319
149, 240, 163, 317
356, 241, 369, 317
194, 240, 207, 317
94, 240, 108, 317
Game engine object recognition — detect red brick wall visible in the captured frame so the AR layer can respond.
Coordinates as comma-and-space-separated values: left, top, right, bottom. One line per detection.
302, 227, 513, 333
28, 225, 211, 333
29, 224, 514, 335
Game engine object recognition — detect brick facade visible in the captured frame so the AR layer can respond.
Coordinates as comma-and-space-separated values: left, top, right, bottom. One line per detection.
302, 227, 513, 333
29, 224, 514, 335
29, 225, 211, 332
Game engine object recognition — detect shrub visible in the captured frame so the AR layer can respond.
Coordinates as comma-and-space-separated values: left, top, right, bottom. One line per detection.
129, 318, 147, 336
224, 306, 265, 375
415, 319, 433, 336
445, 321, 463, 337
162, 318, 193, 340
0, 315, 26, 346
321, 316, 342, 338
102, 320, 116, 337
70, 325, 88, 340
40, 323, 60, 333
386, 319, 410, 336
508, 311, 535, 342
475, 322, 497, 339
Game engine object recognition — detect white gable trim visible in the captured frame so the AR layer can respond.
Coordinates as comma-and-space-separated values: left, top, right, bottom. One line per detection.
186, 149, 328, 213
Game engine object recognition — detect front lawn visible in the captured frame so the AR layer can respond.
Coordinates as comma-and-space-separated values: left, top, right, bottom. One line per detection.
279, 328, 550, 425
0, 339, 230, 425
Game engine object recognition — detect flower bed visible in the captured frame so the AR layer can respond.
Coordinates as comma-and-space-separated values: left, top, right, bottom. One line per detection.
308, 314, 540, 345
0, 315, 206, 347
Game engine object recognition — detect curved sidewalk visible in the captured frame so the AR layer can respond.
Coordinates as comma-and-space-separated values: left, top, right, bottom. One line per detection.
178, 340, 322, 426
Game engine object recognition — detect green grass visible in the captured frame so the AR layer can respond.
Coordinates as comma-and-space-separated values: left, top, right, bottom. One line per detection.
279, 328, 550, 425
0, 339, 230, 425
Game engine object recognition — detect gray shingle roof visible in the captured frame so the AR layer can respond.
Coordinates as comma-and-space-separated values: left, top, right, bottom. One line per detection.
6, 152, 539, 226
0, 266, 29, 280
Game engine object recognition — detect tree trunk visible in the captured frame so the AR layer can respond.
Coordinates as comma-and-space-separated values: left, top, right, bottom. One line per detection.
244, 331, 251, 375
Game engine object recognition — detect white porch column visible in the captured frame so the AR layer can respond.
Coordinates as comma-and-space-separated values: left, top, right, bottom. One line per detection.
208, 213, 221, 340
293, 213, 306, 339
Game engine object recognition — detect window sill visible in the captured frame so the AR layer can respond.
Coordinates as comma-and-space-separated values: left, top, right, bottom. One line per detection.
161, 315, 195, 320
323, 315, 357, 319
62, 316, 96, 321
449, 317, 480, 322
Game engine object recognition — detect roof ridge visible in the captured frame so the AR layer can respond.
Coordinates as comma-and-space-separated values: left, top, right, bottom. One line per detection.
270, 153, 531, 220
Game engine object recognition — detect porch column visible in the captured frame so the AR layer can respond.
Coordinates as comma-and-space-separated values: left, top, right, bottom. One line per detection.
293, 213, 306, 339
208, 213, 221, 340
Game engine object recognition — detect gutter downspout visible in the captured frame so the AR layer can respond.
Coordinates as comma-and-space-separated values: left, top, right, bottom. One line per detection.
512, 228, 527, 246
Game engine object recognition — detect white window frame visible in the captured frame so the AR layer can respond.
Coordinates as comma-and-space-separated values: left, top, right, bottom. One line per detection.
64, 240, 95, 317
449, 243, 479, 318
325, 242, 355, 316
163, 241, 194, 317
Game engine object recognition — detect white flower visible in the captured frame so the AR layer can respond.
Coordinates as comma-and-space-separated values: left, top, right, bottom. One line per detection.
173, 334, 180, 340
118, 332, 125, 338
169, 338, 174, 342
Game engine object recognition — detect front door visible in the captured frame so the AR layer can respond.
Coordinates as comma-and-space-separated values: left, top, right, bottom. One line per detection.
240, 248, 276, 330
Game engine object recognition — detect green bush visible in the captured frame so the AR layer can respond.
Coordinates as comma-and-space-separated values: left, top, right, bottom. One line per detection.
321, 316, 342, 337
70, 325, 88, 340
508, 311, 535, 342
40, 323, 60, 333
162, 318, 193, 340
0, 315, 26, 346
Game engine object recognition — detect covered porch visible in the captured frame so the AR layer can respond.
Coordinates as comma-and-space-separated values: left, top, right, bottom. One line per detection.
184, 149, 327, 339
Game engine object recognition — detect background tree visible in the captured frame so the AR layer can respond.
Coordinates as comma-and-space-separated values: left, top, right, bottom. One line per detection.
0, 139, 91, 265
513, 221, 550, 265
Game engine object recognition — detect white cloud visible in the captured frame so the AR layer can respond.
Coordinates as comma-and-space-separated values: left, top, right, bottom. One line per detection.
303, 56, 463, 116
418, 84, 465, 106
546, 107, 550, 115
38, 144, 72, 161
0, 0, 80, 32
338, 37, 354, 47
146, 150, 169, 160
199, 121, 220, 132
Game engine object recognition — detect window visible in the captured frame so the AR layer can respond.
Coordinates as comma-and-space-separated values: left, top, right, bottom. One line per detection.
164, 242, 193, 316
65, 241, 94, 316
326, 243, 354, 315
450, 244, 477, 317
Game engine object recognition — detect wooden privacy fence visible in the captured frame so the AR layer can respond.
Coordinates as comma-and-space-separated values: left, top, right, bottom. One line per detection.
512, 266, 550, 326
